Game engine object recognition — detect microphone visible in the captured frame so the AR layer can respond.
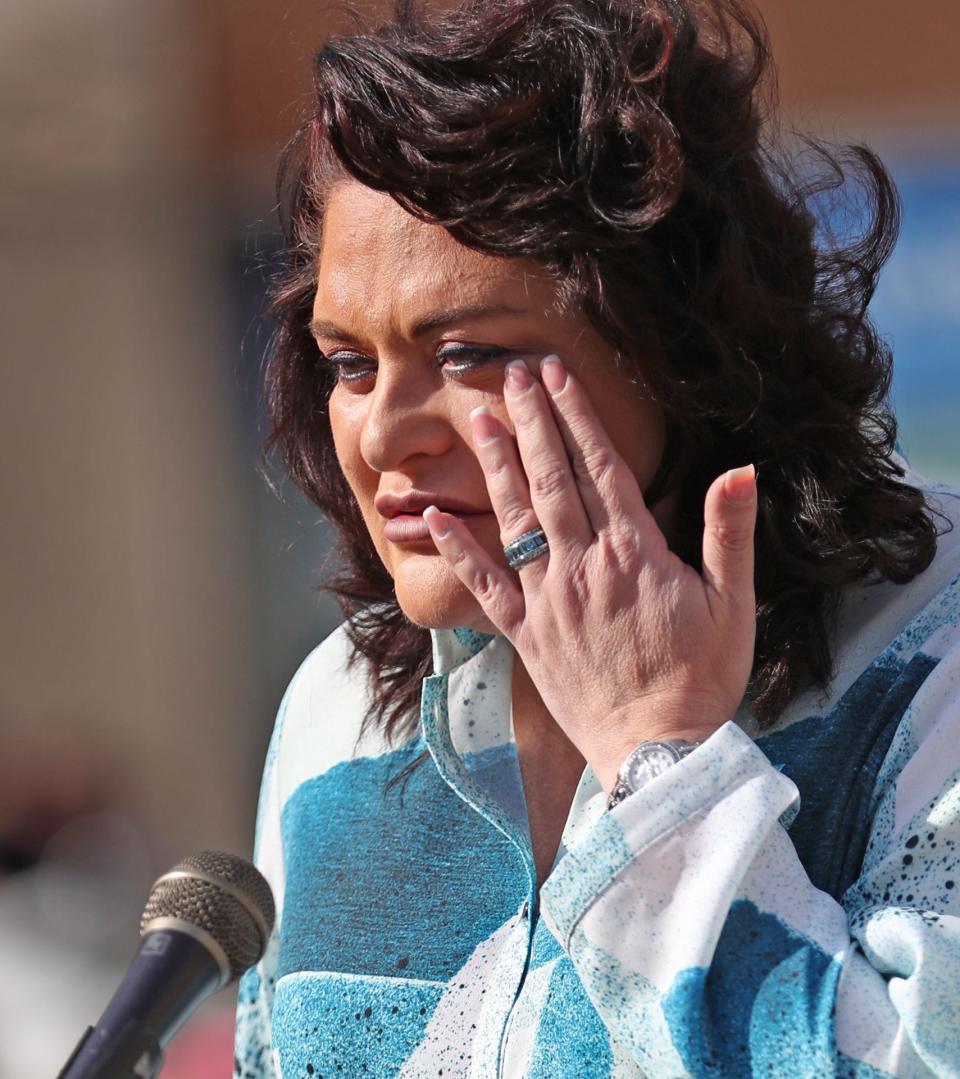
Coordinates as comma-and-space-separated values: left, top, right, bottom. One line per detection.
57, 850, 275, 1079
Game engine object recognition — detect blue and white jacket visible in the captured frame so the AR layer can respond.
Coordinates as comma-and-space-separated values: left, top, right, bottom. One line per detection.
235, 477, 960, 1078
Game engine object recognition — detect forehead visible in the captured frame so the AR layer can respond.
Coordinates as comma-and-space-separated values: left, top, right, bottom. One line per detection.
313, 181, 557, 328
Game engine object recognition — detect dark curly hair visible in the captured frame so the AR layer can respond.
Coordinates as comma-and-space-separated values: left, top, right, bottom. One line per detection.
263, 0, 947, 754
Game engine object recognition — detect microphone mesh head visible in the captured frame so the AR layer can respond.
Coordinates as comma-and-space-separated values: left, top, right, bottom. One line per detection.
140, 850, 276, 983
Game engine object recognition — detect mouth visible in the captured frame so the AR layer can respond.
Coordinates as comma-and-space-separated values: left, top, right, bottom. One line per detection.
376, 490, 494, 544
381, 509, 495, 544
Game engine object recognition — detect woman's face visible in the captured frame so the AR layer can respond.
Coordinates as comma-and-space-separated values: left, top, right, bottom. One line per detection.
313, 180, 676, 632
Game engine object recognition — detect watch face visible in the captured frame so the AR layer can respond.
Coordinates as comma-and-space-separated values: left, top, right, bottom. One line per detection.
624, 744, 681, 789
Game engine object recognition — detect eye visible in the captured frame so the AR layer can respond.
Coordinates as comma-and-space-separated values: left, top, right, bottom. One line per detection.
437, 343, 511, 377
321, 350, 375, 385
319, 342, 513, 389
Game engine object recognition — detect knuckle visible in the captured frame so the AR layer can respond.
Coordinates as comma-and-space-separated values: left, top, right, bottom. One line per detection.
484, 456, 512, 485
599, 529, 639, 569
706, 523, 754, 553
514, 406, 540, 433
608, 525, 638, 557
500, 503, 537, 536
575, 442, 616, 481
450, 547, 472, 570
565, 559, 592, 601
530, 465, 569, 502
472, 569, 498, 604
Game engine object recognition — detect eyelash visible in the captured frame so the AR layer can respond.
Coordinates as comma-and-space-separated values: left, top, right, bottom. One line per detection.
320, 344, 511, 384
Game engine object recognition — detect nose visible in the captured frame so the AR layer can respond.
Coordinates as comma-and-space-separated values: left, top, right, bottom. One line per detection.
358, 362, 455, 473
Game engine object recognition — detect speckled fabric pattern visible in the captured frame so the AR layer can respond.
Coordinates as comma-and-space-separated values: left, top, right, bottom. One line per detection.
235, 479, 960, 1078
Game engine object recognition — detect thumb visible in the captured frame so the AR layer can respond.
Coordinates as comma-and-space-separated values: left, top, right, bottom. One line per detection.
700, 464, 758, 608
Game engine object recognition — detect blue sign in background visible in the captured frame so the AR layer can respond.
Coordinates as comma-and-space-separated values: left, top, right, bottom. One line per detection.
872, 161, 960, 483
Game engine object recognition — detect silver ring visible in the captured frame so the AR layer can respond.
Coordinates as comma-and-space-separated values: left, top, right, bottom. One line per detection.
503, 527, 549, 570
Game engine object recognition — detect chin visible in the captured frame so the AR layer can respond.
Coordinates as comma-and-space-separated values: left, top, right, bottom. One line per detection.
392, 556, 496, 633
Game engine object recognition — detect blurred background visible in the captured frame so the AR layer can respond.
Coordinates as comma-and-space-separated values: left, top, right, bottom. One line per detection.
1, 1, 957, 1075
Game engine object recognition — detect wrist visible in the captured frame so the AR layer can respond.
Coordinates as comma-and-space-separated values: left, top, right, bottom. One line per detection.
604, 737, 707, 810
590, 726, 719, 797
585, 694, 733, 796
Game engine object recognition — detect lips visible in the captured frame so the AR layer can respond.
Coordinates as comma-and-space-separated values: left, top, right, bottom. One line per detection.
375, 492, 489, 519
376, 492, 493, 544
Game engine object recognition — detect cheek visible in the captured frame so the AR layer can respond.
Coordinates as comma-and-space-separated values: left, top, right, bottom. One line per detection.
329, 406, 351, 473
591, 398, 660, 476
329, 399, 374, 502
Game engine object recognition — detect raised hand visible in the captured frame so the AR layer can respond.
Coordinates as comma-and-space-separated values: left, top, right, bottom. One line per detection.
423, 353, 758, 794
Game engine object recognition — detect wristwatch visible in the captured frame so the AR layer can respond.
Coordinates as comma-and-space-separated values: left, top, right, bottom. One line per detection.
606, 739, 702, 811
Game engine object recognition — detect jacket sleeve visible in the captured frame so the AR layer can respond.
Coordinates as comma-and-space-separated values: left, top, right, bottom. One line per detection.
233, 685, 291, 1079
539, 636, 960, 1077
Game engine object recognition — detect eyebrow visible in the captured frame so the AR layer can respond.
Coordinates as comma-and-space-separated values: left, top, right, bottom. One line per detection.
308, 302, 528, 344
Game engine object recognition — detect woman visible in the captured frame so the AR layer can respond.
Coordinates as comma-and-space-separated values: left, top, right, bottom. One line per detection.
235, 0, 960, 1075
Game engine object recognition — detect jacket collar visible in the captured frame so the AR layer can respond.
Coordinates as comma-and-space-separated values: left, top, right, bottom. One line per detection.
429, 626, 499, 676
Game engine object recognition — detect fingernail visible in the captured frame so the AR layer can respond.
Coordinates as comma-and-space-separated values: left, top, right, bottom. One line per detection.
422, 505, 450, 537
504, 359, 532, 392
470, 405, 499, 444
540, 354, 567, 393
724, 464, 757, 503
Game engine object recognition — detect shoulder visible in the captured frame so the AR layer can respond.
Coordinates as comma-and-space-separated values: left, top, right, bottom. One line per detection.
270, 619, 405, 810
761, 474, 960, 734
831, 476, 960, 687
746, 477, 960, 897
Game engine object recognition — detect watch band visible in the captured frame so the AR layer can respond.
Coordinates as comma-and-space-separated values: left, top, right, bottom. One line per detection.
606, 739, 702, 811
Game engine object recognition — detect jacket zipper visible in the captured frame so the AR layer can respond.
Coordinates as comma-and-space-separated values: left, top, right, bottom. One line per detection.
496, 895, 537, 1079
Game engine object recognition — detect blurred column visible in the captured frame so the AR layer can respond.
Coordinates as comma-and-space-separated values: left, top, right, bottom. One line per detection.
0, 0, 259, 860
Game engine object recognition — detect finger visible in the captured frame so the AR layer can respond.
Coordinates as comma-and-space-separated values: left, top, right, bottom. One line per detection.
700, 464, 758, 614
469, 406, 551, 582
538, 355, 650, 538
422, 504, 525, 637
501, 359, 593, 549
469, 404, 539, 543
